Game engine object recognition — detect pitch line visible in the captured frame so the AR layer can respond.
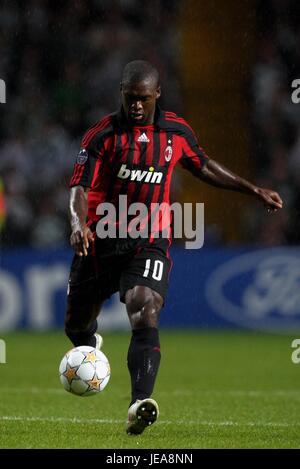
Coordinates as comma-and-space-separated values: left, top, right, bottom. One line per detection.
0, 415, 300, 428
172, 389, 300, 398
1, 387, 300, 397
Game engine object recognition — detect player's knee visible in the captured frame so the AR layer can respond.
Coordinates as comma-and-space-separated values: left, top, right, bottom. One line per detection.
64, 318, 78, 338
64, 312, 98, 347
64, 311, 88, 335
126, 286, 152, 312
126, 286, 163, 328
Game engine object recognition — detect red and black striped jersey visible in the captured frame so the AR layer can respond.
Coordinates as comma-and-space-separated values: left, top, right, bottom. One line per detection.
70, 106, 209, 237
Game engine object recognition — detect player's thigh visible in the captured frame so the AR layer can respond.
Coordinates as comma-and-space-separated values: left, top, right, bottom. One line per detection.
120, 249, 171, 307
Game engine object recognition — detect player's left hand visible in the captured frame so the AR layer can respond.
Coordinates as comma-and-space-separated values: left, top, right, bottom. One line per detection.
254, 187, 283, 212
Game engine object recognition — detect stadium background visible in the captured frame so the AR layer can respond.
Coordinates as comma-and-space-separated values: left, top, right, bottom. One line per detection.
0, 0, 299, 332
0, 0, 300, 450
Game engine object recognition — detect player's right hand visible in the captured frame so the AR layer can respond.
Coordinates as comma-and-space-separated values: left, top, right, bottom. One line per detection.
70, 225, 94, 257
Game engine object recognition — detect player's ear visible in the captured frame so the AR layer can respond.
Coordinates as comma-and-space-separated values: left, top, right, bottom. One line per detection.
156, 86, 161, 99
120, 82, 123, 92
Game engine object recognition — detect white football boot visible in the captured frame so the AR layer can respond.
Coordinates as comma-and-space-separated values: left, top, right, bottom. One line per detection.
126, 398, 159, 435
94, 333, 103, 350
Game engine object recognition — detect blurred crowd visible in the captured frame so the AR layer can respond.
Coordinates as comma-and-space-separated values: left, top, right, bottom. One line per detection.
0, 0, 182, 248
245, 0, 300, 244
0, 0, 299, 249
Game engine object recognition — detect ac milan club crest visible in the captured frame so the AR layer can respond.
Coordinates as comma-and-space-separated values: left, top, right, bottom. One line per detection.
164, 145, 173, 162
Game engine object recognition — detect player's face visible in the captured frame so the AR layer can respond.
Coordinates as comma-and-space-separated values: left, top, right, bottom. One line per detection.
121, 79, 161, 126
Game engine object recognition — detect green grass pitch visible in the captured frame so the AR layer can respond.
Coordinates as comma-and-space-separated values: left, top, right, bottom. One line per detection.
0, 330, 300, 448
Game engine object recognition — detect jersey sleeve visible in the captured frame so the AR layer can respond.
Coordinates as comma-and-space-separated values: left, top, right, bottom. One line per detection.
179, 121, 209, 175
69, 136, 104, 188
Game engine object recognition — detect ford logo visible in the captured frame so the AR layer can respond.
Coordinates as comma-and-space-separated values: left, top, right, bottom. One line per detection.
205, 248, 300, 332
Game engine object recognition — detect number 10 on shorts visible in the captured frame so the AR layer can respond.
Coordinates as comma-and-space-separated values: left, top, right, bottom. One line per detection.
143, 259, 164, 281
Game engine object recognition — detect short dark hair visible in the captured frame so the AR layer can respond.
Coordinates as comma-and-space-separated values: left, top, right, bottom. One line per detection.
121, 60, 160, 87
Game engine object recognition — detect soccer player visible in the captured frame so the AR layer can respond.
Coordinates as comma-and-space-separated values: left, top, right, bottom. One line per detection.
66, 60, 283, 434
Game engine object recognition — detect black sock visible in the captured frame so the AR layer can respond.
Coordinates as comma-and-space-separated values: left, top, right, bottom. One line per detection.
65, 320, 98, 347
127, 327, 161, 406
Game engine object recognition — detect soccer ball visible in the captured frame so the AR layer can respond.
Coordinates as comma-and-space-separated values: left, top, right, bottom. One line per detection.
59, 346, 110, 397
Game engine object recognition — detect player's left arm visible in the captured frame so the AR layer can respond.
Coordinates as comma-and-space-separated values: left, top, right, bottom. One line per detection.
179, 120, 283, 212
198, 158, 283, 212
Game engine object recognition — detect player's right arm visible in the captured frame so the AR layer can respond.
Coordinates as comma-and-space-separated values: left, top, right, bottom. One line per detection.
69, 143, 98, 257
68, 115, 113, 255
69, 185, 94, 257
69, 135, 101, 257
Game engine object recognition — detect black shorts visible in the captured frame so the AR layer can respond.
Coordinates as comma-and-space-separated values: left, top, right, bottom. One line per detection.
67, 238, 172, 308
